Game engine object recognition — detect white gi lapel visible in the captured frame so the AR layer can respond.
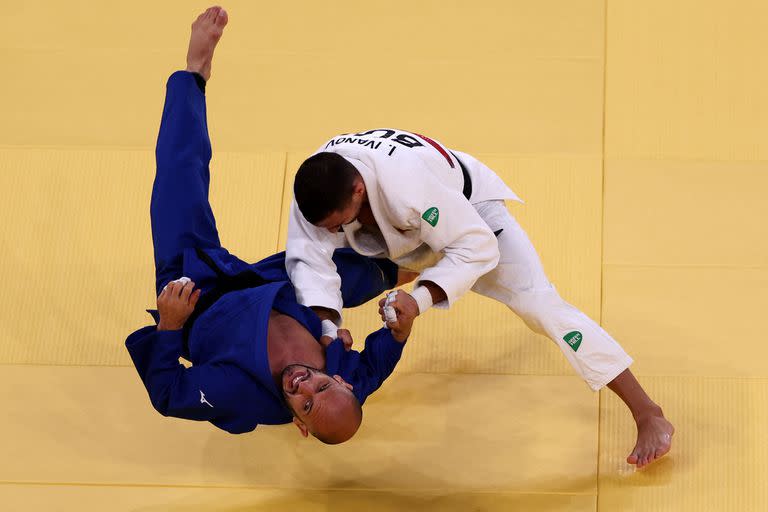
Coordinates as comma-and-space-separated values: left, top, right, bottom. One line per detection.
345, 158, 424, 260
342, 220, 386, 257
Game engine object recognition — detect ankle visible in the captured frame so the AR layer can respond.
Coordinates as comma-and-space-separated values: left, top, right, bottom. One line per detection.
633, 403, 664, 423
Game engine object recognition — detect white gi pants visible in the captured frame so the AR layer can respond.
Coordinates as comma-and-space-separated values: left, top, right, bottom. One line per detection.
470, 200, 633, 391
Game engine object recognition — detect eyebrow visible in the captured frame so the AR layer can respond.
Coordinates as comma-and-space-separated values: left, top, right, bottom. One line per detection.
307, 382, 333, 415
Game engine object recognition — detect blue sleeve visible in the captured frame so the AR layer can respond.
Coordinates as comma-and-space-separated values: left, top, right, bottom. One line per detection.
125, 326, 262, 433
350, 328, 406, 404
254, 248, 398, 307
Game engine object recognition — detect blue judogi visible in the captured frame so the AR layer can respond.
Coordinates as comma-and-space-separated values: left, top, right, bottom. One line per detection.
126, 71, 405, 434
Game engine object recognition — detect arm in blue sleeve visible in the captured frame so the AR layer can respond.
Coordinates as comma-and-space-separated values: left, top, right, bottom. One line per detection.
352, 328, 406, 404
125, 326, 256, 427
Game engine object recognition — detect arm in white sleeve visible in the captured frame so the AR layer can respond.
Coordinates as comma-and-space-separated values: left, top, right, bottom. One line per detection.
285, 200, 346, 320
409, 182, 500, 309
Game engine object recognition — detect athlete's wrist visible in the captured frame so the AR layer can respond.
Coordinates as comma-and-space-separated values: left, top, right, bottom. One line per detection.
157, 322, 182, 332
321, 319, 338, 339
410, 286, 434, 315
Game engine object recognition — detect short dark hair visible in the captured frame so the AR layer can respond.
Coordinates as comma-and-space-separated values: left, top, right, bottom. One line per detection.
294, 152, 359, 224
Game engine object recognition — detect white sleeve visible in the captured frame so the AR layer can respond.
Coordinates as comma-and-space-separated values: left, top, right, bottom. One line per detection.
285, 200, 346, 319
402, 175, 500, 309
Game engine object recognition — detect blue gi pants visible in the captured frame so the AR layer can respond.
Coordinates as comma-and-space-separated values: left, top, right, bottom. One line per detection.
150, 71, 396, 310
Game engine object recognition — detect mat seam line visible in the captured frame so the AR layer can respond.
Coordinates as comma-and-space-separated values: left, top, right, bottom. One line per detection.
2, 363, 768, 382
0, 481, 598, 495
276, 152, 290, 253
603, 262, 768, 269
596, 0, 609, 510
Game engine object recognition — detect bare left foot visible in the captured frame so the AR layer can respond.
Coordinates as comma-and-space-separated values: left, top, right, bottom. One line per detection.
627, 411, 674, 468
186, 6, 229, 82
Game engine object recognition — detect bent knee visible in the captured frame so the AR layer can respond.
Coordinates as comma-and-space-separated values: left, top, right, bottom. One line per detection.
508, 286, 571, 334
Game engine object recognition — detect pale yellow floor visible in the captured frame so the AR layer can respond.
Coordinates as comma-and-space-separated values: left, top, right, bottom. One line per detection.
1, 1, 767, 511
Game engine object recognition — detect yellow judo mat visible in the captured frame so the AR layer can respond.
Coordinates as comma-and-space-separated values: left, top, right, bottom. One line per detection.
1, 1, 767, 510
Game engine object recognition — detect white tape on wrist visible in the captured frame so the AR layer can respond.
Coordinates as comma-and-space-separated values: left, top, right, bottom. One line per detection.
410, 286, 434, 315
164, 276, 191, 290
321, 319, 338, 339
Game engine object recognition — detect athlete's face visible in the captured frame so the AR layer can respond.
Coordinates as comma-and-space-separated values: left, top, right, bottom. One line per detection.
316, 178, 366, 233
317, 203, 359, 233
281, 364, 357, 439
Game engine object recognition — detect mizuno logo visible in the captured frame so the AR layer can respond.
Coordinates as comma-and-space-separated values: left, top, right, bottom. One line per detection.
200, 390, 214, 408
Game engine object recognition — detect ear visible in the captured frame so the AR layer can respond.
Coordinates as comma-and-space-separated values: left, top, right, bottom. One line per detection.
353, 177, 365, 197
293, 416, 309, 438
333, 374, 354, 391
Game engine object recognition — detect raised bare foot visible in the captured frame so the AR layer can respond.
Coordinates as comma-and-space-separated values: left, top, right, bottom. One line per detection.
186, 6, 228, 81
627, 411, 675, 469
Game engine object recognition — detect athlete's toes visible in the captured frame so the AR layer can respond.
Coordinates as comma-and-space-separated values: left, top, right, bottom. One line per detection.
215, 8, 228, 26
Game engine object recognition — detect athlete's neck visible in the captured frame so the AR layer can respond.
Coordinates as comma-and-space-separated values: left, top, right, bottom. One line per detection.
266, 310, 325, 379
357, 201, 377, 227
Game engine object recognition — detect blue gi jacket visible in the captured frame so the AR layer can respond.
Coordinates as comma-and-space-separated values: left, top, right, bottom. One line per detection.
126, 247, 405, 434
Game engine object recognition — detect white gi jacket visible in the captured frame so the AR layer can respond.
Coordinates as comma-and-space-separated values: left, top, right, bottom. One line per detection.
286, 128, 522, 319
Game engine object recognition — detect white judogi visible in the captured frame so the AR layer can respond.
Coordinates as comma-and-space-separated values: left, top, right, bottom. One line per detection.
286, 128, 632, 390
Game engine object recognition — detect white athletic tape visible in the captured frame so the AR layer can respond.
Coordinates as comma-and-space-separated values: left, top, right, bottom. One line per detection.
163, 276, 191, 290
321, 319, 338, 339
383, 291, 398, 324
410, 286, 433, 315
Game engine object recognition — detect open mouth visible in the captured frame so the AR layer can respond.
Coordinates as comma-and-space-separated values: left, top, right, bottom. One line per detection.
283, 367, 310, 393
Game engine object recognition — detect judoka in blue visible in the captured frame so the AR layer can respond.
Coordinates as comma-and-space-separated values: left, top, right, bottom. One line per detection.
125, 71, 411, 444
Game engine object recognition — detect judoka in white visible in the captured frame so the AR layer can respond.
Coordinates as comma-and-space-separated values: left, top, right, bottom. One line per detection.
286, 128, 674, 468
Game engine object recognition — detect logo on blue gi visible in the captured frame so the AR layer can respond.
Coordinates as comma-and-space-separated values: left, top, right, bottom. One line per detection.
200, 390, 214, 408
563, 331, 582, 352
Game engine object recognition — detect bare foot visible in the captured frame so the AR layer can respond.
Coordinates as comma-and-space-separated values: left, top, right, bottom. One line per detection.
627, 412, 674, 469
186, 6, 228, 82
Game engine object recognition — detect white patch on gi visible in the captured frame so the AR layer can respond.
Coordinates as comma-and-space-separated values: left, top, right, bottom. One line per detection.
200, 390, 214, 408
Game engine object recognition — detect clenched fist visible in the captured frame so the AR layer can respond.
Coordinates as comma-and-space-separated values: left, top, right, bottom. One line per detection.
319, 328, 355, 352
157, 277, 201, 331
377, 289, 418, 342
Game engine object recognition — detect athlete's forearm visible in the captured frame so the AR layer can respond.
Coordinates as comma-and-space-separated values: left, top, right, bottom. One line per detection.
418, 280, 447, 305
286, 201, 345, 314
417, 233, 499, 309
312, 306, 340, 324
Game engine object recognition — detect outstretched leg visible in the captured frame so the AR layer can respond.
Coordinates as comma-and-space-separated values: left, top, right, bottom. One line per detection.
472, 200, 674, 468
151, 7, 229, 295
